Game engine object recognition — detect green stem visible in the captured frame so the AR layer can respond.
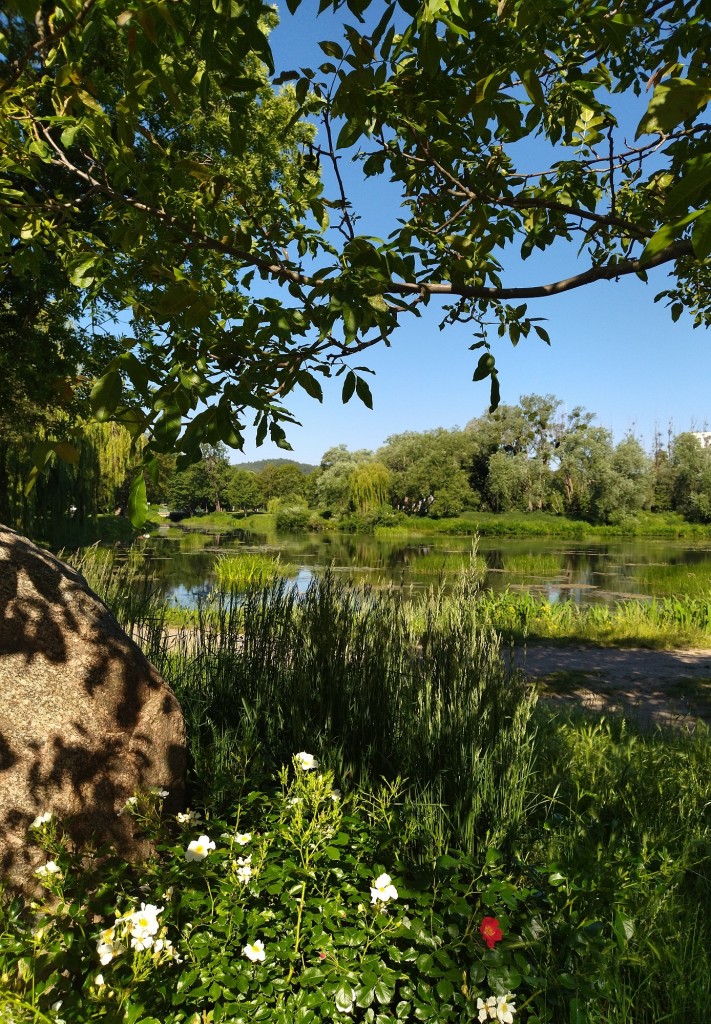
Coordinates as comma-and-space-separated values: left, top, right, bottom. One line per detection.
285, 880, 307, 986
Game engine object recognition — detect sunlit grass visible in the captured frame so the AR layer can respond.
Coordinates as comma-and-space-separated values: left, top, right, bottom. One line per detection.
476, 590, 711, 648
212, 551, 294, 590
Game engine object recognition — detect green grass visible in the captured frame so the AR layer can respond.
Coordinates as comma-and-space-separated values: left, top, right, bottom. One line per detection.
627, 559, 711, 598
178, 510, 244, 530
57, 551, 711, 1022
521, 711, 711, 1023
476, 590, 711, 648
374, 510, 711, 540
212, 551, 295, 589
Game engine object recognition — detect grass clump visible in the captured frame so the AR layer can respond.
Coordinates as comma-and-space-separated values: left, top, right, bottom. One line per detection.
212, 551, 294, 590
519, 712, 711, 1024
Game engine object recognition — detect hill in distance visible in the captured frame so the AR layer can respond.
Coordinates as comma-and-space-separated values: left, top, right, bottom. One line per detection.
231, 458, 318, 475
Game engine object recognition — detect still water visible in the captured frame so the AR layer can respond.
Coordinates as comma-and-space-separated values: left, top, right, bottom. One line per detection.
124, 524, 711, 609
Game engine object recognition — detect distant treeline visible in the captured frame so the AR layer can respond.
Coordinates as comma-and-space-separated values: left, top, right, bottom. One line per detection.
4, 395, 711, 542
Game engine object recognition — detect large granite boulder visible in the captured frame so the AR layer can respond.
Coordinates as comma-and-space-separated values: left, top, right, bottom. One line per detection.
0, 525, 186, 892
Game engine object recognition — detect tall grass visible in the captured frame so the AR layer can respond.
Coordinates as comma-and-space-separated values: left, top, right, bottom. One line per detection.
212, 551, 294, 589
76, 549, 537, 857
523, 713, 711, 1023
477, 589, 711, 647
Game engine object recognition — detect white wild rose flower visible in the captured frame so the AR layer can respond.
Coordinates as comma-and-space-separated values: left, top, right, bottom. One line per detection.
30, 812, 53, 829
185, 835, 216, 862
236, 855, 252, 884
35, 860, 61, 878
294, 752, 319, 771
176, 809, 201, 825
96, 933, 124, 966
128, 901, 161, 946
370, 873, 398, 905
477, 996, 498, 1022
243, 939, 266, 962
496, 994, 517, 1023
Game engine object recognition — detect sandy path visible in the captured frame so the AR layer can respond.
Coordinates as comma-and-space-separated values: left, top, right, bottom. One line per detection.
507, 644, 711, 729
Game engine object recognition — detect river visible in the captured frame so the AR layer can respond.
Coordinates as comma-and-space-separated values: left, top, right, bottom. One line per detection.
123, 525, 711, 609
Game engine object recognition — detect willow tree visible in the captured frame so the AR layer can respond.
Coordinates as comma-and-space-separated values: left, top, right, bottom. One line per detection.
348, 461, 391, 512
1, 1, 708, 520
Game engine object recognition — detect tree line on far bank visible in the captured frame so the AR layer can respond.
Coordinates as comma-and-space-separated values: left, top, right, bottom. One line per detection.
5, 394, 710, 542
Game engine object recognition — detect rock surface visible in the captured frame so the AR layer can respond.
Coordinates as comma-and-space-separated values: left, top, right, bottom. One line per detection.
0, 525, 186, 892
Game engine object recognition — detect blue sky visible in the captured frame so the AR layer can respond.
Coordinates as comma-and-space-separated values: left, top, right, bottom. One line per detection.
232, 3, 710, 466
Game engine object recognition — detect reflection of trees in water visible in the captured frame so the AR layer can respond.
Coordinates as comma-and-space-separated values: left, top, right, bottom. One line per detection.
134, 534, 711, 607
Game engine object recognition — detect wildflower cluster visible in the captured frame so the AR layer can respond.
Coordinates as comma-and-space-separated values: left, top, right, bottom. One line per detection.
478, 993, 517, 1023
11, 758, 586, 1022
96, 902, 181, 966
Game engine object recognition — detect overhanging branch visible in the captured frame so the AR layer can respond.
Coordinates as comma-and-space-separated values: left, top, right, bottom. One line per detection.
39, 131, 695, 305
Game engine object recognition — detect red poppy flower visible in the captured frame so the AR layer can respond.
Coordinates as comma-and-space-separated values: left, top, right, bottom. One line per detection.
479, 916, 503, 949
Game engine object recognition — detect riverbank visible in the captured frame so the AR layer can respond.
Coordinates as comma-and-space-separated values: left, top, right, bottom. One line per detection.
166, 508, 711, 540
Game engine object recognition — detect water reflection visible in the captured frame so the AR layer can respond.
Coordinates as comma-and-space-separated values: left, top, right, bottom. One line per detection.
121, 527, 711, 609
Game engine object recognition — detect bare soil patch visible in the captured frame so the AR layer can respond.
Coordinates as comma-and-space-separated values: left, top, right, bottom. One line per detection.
508, 644, 711, 729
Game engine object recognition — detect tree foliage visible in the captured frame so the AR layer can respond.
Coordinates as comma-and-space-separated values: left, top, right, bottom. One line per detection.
1, 0, 709, 503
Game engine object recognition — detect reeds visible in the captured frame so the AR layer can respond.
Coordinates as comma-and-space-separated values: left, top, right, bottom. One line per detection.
76, 548, 537, 857
212, 551, 294, 589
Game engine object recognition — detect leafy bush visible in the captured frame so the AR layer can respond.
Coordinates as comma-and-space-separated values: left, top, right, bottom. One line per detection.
275, 505, 311, 531
337, 507, 408, 533
2, 758, 619, 1024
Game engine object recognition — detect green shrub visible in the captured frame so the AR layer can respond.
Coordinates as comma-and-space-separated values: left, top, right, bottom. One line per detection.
275, 505, 311, 531
2, 758, 620, 1024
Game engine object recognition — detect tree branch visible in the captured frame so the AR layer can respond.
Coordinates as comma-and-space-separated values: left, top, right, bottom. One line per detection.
39, 126, 694, 304
0, 0, 99, 97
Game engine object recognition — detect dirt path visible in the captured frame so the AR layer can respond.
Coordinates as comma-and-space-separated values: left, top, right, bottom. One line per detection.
507, 644, 711, 729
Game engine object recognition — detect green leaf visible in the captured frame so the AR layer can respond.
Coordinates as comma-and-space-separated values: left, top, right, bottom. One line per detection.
53, 441, 81, 465
640, 208, 701, 264
128, 472, 148, 527
664, 154, 711, 218
520, 68, 544, 107
355, 374, 373, 409
90, 371, 123, 421
691, 207, 711, 258
336, 118, 364, 150
319, 40, 344, 59
342, 370, 356, 403
636, 78, 711, 137
60, 123, 82, 148
489, 371, 501, 412
472, 352, 495, 381
334, 983, 355, 1013
613, 909, 635, 951
534, 325, 550, 344
24, 442, 54, 496
374, 977, 395, 1004
68, 255, 99, 288
298, 371, 323, 402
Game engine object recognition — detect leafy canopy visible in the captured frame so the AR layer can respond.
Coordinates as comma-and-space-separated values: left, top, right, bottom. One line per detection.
1, 0, 709, 515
